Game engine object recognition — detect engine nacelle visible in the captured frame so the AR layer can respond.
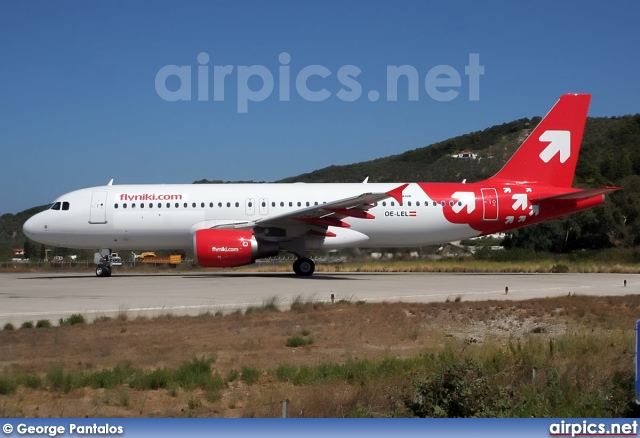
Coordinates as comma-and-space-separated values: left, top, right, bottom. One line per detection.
194, 229, 279, 268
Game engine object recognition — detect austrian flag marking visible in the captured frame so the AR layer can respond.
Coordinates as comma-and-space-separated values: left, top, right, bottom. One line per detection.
409, 211, 417, 217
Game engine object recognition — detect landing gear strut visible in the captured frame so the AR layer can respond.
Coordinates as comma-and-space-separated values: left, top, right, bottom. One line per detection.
293, 257, 315, 276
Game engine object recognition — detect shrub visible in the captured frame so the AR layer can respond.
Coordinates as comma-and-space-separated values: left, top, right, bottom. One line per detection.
286, 336, 313, 348
47, 365, 84, 393
175, 356, 217, 390
36, 319, 52, 328
60, 314, 85, 326
20, 321, 34, 329
3, 323, 14, 331
0, 376, 17, 395
225, 369, 239, 383
241, 366, 260, 385
275, 363, 298, 382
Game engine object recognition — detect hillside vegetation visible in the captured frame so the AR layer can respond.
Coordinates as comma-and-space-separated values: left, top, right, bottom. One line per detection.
2, 114, 639, 260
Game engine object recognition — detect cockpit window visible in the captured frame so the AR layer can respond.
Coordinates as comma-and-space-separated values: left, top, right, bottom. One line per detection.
50, 202, 61, 210
62, 202, 70, 211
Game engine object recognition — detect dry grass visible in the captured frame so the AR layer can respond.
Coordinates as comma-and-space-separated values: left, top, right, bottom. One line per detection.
0, 294, 639, 417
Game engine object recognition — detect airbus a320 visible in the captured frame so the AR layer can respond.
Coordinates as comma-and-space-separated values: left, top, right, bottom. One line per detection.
23, 94, 618, 277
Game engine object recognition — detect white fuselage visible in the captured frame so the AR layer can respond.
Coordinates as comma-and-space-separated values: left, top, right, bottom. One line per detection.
23, 183, 478, 251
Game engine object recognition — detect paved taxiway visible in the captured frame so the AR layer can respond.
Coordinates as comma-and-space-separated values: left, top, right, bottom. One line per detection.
0, 272, 637, 326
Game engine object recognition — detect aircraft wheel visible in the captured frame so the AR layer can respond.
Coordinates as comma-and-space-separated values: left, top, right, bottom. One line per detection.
293, 257, 315, 276
96, 266, 111, 277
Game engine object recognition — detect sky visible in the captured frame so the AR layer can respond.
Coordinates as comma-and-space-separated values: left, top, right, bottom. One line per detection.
1, 1, 639, 214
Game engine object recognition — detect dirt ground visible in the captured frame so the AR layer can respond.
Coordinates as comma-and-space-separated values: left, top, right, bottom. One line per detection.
1, 294, 639, 417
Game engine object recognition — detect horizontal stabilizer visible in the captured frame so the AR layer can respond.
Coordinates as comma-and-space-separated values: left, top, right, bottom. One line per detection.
536, 186, 619, 203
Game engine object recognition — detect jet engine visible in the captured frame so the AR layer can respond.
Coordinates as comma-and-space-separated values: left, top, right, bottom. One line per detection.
194, 229, 279, 268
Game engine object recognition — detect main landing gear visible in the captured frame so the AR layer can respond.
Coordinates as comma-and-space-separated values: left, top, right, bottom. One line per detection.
293, 257, 315, 276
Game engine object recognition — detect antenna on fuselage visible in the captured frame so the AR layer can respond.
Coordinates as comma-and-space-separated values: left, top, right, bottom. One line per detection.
107, 179, 114, 186
362, 177, 369, 183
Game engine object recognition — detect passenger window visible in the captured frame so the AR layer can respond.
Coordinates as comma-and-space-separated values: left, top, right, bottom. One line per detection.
441, 201, 445, 206
209, 202, 213, 208
141, 203, 145, 208
314, 202, 318, 205
262, 202, 266, 207
306, 202, 310, 207
114, 204, 118, 209
458, 201, 462, 206
297, 202, 301, 207
449, 201, 454, 206
416, 201, 420, 206
407, 201, 412, 206
183, 203, 187, 208
391, 201, 395, 206
289, 202, 293, 207
148, 203, 153, 209
248, 202, 253, 207
235, 202, 239, 207
433, 201, 437, 206
218, 202, 222, 207
192, 203, 196, 208
62, 202, 70, 210
382, 202, 386, 206
50, 202, 61, 210
280, 202, 284, 207
227, 202, 231, 207
132, 203, 136, 208
200, 202, 204, 208
271, 202, 275, 207
158, 203, 161, 208
123, 203, 127, 208
166, 203, 170, 208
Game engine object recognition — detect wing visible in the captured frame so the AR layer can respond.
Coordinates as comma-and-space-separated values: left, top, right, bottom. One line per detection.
212, 183, 408, 239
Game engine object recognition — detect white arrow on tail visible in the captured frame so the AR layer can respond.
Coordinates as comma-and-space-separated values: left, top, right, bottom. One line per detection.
526, 187, 532, 193
518, 216, 527, 223
505, 216, 514, 224
511, 194, 528, 211
503, 187, 512, 194
451, 192, 476, 214
529, 205, 540, 216
539, 130, 571, 163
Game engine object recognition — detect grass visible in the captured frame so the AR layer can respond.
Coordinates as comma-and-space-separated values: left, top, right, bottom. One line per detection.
1, 294, 640, 417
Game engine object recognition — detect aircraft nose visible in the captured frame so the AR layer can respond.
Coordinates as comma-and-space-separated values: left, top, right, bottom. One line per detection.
23, 215, 43, 240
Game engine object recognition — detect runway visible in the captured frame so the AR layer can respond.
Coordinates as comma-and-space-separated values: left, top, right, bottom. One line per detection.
0, 272, 637, 326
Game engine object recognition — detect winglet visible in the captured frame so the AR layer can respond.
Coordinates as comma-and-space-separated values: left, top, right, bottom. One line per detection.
386, 183, 409, 204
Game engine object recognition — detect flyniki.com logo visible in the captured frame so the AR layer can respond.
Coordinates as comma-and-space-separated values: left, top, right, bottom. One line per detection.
155, 52, 484, 113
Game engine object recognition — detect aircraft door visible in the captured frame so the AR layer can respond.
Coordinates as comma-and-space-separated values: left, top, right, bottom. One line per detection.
481, 188, 498, 221
259, 198, 269, 215
245, 198, 255, 216
89, 191, 108, 224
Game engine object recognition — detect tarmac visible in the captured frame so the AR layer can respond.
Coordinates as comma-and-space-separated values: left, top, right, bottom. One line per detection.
0, 272, 637, 326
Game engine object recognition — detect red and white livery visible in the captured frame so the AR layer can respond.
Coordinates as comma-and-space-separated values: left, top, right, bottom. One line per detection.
23, 94, 618, 276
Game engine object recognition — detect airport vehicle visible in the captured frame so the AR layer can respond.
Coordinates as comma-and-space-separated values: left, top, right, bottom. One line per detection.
140, 254, 182, 265
23, 94, 618, 277
110, 253, 123, 266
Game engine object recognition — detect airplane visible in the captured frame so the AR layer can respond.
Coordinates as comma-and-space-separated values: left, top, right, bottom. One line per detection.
23, 94, 619, 277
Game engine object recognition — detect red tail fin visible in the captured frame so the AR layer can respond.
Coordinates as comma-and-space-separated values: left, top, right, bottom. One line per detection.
486, 94, 591, 188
